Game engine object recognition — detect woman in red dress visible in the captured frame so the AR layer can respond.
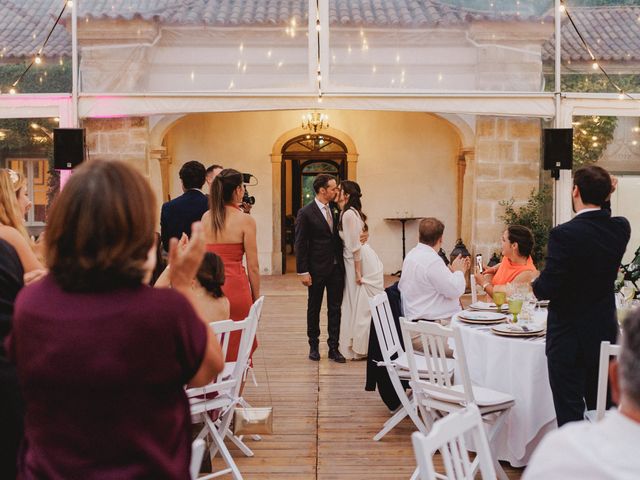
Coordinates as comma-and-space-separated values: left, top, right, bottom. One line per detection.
202, 168, 260, 361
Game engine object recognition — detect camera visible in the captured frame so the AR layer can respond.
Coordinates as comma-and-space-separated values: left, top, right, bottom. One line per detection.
242, 173, 256, 205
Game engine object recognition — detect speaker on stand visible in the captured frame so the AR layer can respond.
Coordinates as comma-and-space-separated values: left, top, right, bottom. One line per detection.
543, 128, 573, 180
53, 128, 86, 170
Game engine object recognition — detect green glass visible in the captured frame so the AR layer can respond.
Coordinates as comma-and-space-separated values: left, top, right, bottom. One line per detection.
508, 298, 523, 324
492, 291, 506, 308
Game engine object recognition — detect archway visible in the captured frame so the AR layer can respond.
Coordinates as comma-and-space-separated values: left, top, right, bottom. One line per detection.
271, 127, 359, 274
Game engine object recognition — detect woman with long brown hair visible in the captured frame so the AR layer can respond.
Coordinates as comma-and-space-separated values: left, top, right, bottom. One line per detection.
8, 160, 223, 479
336, 180, 383, 360
0, 169, 43, 273
203, 168, 259, 361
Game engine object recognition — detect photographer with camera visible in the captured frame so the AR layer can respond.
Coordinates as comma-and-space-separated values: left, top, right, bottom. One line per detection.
205, 165, 254, 214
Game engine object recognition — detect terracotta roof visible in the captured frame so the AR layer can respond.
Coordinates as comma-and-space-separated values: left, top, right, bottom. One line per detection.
73, 0, 539, 27
0, 1, 70, 59
543, 6, 640, 63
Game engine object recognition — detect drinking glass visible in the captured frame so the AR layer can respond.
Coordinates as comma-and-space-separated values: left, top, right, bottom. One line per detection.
492, 291, 506, 309
508, 296, 523, 324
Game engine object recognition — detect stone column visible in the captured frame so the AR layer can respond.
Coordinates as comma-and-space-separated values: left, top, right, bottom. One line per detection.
271, 153, 283, 275
473, 117, 540, 259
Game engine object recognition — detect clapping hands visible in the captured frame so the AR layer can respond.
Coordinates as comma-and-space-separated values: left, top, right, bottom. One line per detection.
168, 223, 205, 291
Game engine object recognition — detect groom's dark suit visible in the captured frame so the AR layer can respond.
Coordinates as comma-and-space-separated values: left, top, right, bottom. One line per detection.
295, 199, 345, 350
533, 209, 630, 426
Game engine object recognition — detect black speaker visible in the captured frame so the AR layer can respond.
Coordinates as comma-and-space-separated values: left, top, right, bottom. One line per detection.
543, 128, 573, 171
53, 128, 85, 170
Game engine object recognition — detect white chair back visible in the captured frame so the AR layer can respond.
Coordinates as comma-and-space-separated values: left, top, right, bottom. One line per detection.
190, 439, 205, 480
412, 404, 497, 480
595, 340, 622, 421
401, 319, 475, 406
369, 292, 404, 364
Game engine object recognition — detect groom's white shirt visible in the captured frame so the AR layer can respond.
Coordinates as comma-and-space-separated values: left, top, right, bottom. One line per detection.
398, 243, 465, 320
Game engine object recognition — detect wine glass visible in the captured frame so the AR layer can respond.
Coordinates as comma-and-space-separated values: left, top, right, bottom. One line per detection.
492, 291, 506, 310
508, 295, 524, 324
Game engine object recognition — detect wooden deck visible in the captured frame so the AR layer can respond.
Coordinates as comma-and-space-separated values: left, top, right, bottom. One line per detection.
213, 273, 524, 479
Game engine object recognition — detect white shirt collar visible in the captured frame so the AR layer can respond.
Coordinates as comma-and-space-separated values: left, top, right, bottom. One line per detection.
575, 207, 601, 217
314, 197, 329, 210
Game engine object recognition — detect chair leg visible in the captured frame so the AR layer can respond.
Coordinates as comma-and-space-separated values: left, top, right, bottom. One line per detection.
484, 411, 510, 480
225, 430, 255, 457
374, 406, 408, 441
409, 467, 419, 480
205, 415, 243, 480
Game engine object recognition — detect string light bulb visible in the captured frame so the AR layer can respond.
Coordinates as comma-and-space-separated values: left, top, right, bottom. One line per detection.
9, 87, 16, 95
592, 61, 599, 70
316, 20, 321, 32
619, 91, 625, 100
67, 0, 73, 7
34, 54, 42, 65
559, 4, 565, 13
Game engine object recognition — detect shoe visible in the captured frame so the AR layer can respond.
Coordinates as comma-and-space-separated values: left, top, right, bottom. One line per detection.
328, 348, 346, 363
309, 345, 320, 361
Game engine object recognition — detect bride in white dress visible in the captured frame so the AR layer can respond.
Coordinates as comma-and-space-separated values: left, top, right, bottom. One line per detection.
337, 181, 384, 360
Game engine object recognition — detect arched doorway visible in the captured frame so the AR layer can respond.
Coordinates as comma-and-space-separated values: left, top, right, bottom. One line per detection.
281, 134, 348, 273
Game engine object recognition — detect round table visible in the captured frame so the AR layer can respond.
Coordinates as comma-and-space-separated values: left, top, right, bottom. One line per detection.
451, 311, 557, 467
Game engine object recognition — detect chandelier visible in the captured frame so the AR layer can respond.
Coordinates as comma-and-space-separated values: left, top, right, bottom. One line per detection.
301, 111, 329, 133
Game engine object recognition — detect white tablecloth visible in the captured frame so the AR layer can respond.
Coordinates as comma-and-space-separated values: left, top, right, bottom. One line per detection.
451, 312, 557, 467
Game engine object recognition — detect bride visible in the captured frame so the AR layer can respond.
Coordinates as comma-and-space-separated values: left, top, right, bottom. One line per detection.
337, 180, 384, 360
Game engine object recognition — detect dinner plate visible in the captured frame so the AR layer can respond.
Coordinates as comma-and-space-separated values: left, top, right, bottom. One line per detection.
491, 323, 545, 337
468, 301, 509, 312
458, 311, 507, 324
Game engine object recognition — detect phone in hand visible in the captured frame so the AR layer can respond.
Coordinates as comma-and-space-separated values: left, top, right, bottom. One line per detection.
475, 254, 484, 274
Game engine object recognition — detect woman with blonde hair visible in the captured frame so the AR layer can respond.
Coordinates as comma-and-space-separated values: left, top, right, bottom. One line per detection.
0, 169, 43, 273
203, 168, 259, 361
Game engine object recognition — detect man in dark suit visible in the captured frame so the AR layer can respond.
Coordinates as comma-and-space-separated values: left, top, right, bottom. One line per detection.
295, 174, 346, 363
160, 161, 209, 252
533, 165, 630, 426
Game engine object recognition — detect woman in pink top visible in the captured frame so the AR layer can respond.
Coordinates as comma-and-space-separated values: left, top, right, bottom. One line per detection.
475, 225, 538, 297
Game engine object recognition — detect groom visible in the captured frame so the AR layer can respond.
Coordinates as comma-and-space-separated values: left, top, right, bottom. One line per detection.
295, 174, 346, 363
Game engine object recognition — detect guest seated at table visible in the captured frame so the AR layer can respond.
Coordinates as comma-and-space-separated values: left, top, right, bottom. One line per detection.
156, 249, 230, 322
399, 218, 469, 350
474, 225, 538, 297
7, 160, 224, 479
523, 307, 640, 480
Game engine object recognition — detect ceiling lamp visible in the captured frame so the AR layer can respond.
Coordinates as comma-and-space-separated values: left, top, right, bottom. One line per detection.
301, 111, 329, 133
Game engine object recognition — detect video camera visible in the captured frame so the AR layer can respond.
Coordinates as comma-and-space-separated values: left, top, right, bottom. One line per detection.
242, 173, 256, 205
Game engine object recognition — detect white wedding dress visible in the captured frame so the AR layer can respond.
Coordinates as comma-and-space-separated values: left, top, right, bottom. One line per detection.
338, 208, 384, 360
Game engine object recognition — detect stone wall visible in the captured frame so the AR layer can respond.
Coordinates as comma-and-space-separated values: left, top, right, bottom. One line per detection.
83, 117, 150, 175
472, 117, 541, 259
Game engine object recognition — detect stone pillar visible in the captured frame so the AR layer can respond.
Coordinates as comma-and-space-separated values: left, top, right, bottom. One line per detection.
346, 152, 358, 180
473, 117, 540, 259
271, 153, 283, 275
460, 148, 475, 248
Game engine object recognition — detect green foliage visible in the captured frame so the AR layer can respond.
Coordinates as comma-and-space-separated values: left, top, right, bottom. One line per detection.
0, 60, 71, 94
572, 115, 618, 170
0, 118, 57, 154
499, 187, 553, 267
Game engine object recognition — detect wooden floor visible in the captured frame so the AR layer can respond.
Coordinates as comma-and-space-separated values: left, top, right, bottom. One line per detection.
213, 273, 524, 479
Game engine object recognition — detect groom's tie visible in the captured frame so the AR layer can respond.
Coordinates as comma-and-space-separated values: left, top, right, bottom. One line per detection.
324, 204, 333, 231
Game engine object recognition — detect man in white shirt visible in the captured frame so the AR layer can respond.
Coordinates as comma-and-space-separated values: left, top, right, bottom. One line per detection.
523, 308, 640, 480
398, 217, 469, 325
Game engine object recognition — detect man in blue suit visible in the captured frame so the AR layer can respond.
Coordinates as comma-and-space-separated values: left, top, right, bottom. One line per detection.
160, 161, 209, 252
533, 165, 630, 426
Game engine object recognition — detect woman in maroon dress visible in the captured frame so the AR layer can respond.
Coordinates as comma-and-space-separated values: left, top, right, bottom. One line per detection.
202, 168, 260, 362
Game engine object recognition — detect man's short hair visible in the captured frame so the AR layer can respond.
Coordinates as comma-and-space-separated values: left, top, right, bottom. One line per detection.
313, 174, 336, 193
206, 164, 223, 175
619, 308, 640, 409
573, 165, 612, 206
179, 161, 206, 189
419, 218, 445, 246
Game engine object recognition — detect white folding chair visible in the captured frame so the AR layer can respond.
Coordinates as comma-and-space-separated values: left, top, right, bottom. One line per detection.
190, 439, 206, 480
368, 292, 455, 441
187, 297, 264, 480
412, 404, 497, 480
585, 340, 622, 422
400, 319, 514, 480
